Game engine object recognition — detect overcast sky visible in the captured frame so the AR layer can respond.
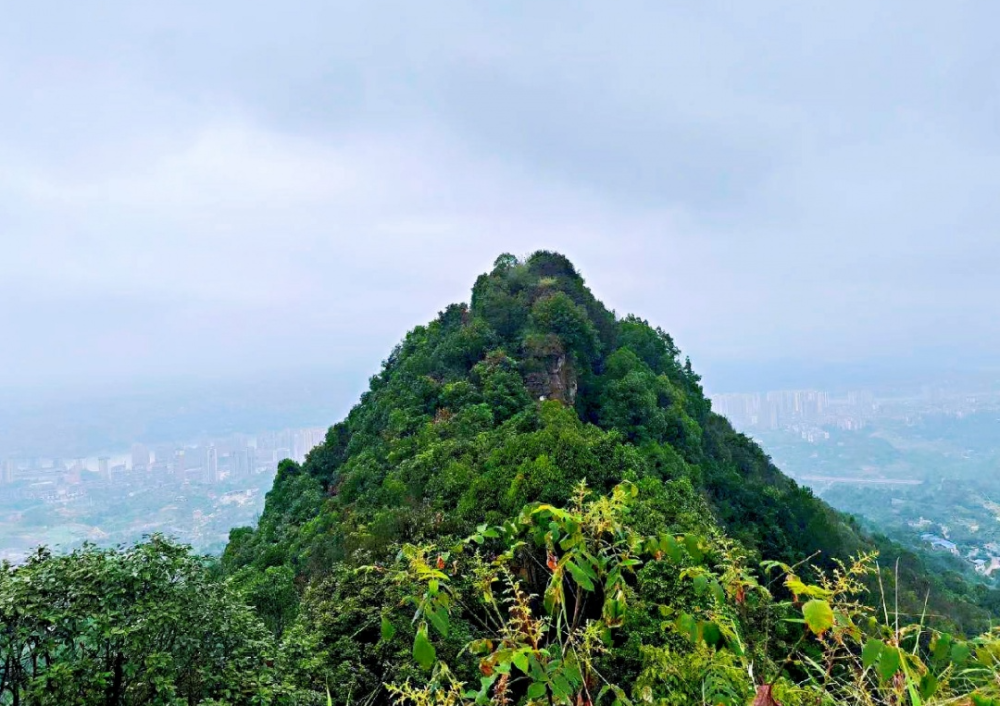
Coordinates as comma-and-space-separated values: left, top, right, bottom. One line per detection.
2, 2, 998, 394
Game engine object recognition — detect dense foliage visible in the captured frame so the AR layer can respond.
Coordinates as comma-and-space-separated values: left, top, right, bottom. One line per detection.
0, 538, 279, 705
385, 481, 1000, 705
5, 252, 999, 704
219, 252, 999, 703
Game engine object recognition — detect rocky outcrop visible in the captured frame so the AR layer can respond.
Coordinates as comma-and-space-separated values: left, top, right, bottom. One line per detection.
525, 352, 577, 405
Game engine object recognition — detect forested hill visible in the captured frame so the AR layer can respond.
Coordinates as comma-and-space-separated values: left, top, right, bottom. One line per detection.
217, 251, 999, 703
232, 251, 867, 567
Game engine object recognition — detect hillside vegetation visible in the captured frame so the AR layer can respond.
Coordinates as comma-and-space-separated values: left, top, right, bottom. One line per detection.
2, 252, 998, 705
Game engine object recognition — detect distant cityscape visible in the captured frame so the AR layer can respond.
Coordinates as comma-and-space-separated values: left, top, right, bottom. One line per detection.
1, 427, 327, 495
712, 378, 1000, 583
710, 381, 1000, 440
0, 426, 328, 564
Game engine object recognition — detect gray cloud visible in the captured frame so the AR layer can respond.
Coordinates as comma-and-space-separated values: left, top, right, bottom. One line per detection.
2, 1, 998, 392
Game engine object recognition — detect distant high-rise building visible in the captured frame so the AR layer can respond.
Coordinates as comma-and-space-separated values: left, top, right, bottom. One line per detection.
229, 449, 245, 477
131, 443, 151, 471
98, 457, 111, 481
206, 446, 219, 483
245, 447, 256, 476
293, 428, 326, 462
173, 449, 186, 477
2, 459, 15, 484
153, 445, 173, 466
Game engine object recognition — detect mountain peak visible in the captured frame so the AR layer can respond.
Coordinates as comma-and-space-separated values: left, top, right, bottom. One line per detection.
220, 252, 997, 703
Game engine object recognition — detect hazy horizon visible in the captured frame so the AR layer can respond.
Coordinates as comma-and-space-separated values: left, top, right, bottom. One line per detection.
4, 2, 999, 393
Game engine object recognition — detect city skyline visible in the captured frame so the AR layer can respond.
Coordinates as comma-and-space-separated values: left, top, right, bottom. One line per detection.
0, 425, 327, 485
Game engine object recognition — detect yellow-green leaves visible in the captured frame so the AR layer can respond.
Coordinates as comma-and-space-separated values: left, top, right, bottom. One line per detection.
801, 599, 834, 636
785, 576, 832, 601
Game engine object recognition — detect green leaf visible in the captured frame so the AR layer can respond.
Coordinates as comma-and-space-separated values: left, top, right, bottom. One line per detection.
512, 650, 530, 674
918, 671, 938, 700
931, 633, 952, 664
380, 616, 396, 642
861, 639, 883, 669
877, 645, 901, 683
412, 624, 436, 670
551, 673, 573, 698
683, 535, 705, 563
659, 535, 682, 562
427, 606, 449, 638
565, 560, 595, 591
701, 621, 722, 646
786, 577, 833, 600
709, 579, 725, 604
603, 596, 626, 626
526, 682, 547, 699
674, 613, 699, 642
468, 638, 493, 655
802, 599, 834, 635
950, 641, 971, 666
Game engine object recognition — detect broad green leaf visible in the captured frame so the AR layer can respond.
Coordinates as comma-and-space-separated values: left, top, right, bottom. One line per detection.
683, 535, 705, 563
802, 599, 834, 636
675, 613, 699, 642
878, 645, 901, 683
565, 560, 595, 591
468, 638, 493, 655
660, 535, 682, 562
603, 596, 626, 626
526, 682, 547, 699
701, 621, 722, 646
551, 673, 573, 698
951, 641, 971, 666
577, 552, 600, 579
861, 639, 883, 669
427, 606, 449, 637
512, 650, 529, 674
412, 624, 436, 670
709, 579, 725, 604
919, 671, 938, 700
380, 616, 396, 642
931, 633, 952, 664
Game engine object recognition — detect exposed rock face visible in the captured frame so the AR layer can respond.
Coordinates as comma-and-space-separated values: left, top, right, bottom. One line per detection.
525, 353, 577, 405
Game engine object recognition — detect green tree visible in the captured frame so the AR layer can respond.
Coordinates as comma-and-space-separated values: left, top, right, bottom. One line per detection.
0, 537, 277, 705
